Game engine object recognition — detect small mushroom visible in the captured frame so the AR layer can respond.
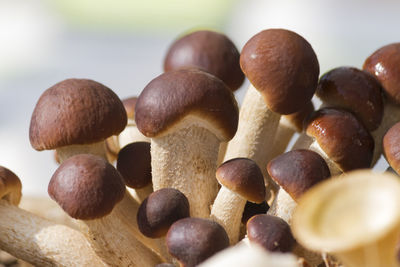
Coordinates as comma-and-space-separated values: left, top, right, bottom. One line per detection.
383, 122, 400, 174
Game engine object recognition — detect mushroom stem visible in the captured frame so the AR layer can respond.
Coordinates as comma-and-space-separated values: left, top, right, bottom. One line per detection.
267, 118, 297, 159
56, 141, 108, 164
0, 200, 106, 267
118, 119, 150, 149
127, 184, 153, 204
151, 125, 220, 218
307, 141, 342, 176
210, 186, 247, 244
267, 188, 297, 225
217, 142, 228, 166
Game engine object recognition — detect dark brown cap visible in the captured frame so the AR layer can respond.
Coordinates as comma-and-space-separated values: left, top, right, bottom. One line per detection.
135, 69, 239, 141
116, 142, 151, 189
240, 29, 319, 115
305, 108, 374, 171
0, 166, 22, 205
166, 217, 229, 267
216, 158, 266, 203
241, 200, 269, 224
48, 154, 125, 220
316, 66, 384, 131
137, 188, 190, 238
164, 30, 244, 91
283, 101, 315, 132
246, 214, 296, 253
122, 96, 138, 119
383, 122, 400, 173
363, 43, 400, 104
29, 78, 127, 151
267, 149, 330, 201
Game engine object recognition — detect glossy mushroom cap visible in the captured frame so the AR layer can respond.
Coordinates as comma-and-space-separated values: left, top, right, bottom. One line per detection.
242, 201, 270, 224
305, 108, 374, 171
363, 43, 400, 104
116, 142, 151, 189
137, 188, 190, 238
383, 122, 400, 173
283, 101, 315, 132
0, 166, 22, 205
122, 96, 138, 119
247, 214, 296, 253
48, 154, 125, 220
135, 68, 239, 141
240, 28, 319, 115
216, 158, 266, 203
29, 79, 127, 151
316, 66, 384, 131
267, 149, 330, 201
164, 30, 244, 91
166, 217, 229, 267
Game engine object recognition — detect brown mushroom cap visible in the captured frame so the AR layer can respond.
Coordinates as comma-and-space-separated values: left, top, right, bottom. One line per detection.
383, 122, 400, 173
363, 43, 400, 104
116, 142, 151, 189
0, 166, 22, 205
216, 158, 266, 203
164, 30, 244, 91
29, 78, 127, 151
122, 96, 138, 119
48, 154, 125, 220
316, 66, 384, 131
137, 188, 190, 238
135, 68, 239, 141
166, 217, 229, 267
267, 149, 330, 201
305, 108, 374, 171
240, 28, 319, 115
247, 214, 296, 253
283, 101, 315, 132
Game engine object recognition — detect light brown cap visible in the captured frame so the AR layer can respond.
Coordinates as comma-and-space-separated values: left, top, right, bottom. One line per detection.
267, 149, 330, 201
247, 214, 296, 253
137, 188, 190, 238
0, 166, 22, 205
216, 158, 266, 203
283, 101, 315, 132
116, 142, 151, 189
122, 96, 138, 119
135, 68, 239, 141
240, 28, 319, 115
48, 154, 125, 220
29, 78, 127, 151
383, 122, 400, 173
363, 43, 400, 104
164, 30, 244, 91
316, 66, 384, 131
305, 108, 374, 171
166, 217, 229, 267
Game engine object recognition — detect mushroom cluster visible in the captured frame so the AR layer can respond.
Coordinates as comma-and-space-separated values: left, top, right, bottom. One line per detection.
2, 29, 400, 267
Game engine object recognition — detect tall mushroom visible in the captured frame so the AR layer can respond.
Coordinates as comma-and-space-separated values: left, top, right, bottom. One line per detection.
135, 68, 239, 218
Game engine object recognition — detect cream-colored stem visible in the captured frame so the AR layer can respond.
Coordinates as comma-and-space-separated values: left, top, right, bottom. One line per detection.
268, 119, 296, 160
151, 125, 220, 218
56, 141, 108, 163
291, 134, 313, 151
267, 188, 297, 225
223, 84, 281, 201
127, 184, 153, 204
0, 200, 106, 267
217, 142, 228, 166
118, 121, 150, 149
210, 186, 247, 244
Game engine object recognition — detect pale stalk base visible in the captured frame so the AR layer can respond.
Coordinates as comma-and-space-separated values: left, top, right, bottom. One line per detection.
223, 84, 281, 201
267, 188, 297, 225
308, 141, 342, 177
56, 141, 108, 163
127, 183, 153, 204
151, 126, 220, 218
118, 122, 150, 149
0, 200, 106, 267
268, 119, 296, 160
210, 186, 246, 244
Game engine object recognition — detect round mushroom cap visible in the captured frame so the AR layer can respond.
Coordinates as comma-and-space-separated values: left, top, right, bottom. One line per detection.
216, 158, 266, 203
240, 28, 319, 115
363, 43, 400, 104
241, 200, 270, 224
166, 217, 229, 267
282, 101, 315, 132
267, 149, 331, 201
0, 166, 22, 205
135, 68, 239, 141
122, 96, 138, 119
164, 30, 244, 91
29, 78, 127, 151
383, 122, 400, 173
247, 214, 296, 253
48, 154, 125, 220
305, 108, 374, 171
116, 142, 151, 189
316, 66, 384, 131
137, 188, 190, 238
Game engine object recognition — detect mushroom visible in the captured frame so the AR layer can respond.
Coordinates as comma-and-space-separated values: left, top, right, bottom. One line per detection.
135, 68, 239, 218
48, 154, 163, 266
292, 170, 400, 267
223, 28, 319, 200
0, 166, 106, 267
383, 122, 400, 174
29, 78, 127, 163
166, 217, 230, 267
210, 157, 265, 244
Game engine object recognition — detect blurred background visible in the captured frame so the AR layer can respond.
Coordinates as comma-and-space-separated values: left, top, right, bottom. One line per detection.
1, 0, 399, 196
